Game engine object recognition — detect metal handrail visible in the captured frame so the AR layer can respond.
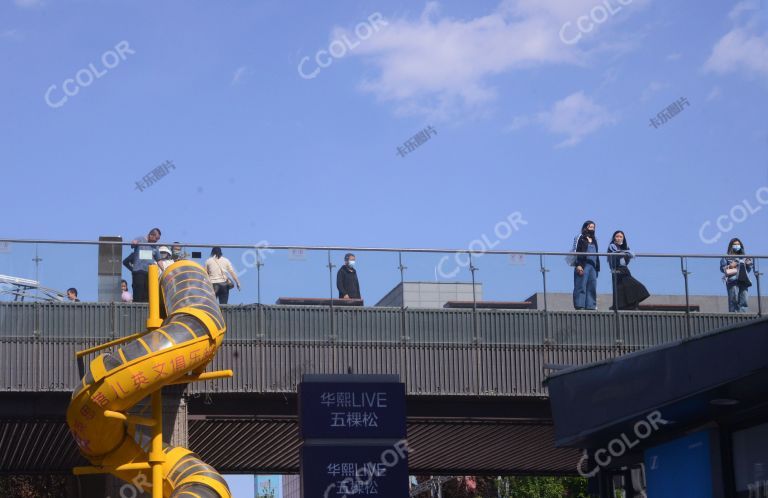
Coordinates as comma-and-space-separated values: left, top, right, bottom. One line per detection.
0, 238, 765, 259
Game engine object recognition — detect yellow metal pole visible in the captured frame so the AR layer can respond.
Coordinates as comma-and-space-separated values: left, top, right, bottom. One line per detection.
150, 389, 164, 498
147, 264, 163, 330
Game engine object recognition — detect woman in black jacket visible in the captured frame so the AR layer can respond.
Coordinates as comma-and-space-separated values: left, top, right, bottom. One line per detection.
608, 230, 650, 310
573, 220, 599, 310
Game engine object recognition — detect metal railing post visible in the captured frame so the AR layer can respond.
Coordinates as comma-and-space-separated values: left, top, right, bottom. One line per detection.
681, 256, 692, 337
539, 254, 551, 344
256, 250, 263, 306
611, 267, 621, 345
326, 250, 336, 341
398, 252, 408, 340
469, 252, 478, 342
755, 256, 763, 317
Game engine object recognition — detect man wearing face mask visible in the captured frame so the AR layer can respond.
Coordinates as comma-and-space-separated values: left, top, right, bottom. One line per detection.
337, 253, 361, 300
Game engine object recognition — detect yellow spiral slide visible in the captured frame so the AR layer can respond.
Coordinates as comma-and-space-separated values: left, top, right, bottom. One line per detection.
67, 261, 233, 498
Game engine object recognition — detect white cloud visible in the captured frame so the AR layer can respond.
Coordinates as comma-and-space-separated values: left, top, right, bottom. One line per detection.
704, 2, 768, 80
665, 52, 682, 61
231, 66, 249, 85
1, 29, 21, 40
537, 92, 616, 147
342, 1, 646, 120
503, 115, 530, 132
706, 86, 722, 101
641, 81, 669, 101
507, 91, 616, 147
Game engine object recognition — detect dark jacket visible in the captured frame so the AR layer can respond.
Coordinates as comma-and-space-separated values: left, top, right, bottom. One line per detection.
336, 265, 361, 299
575, 234, 600, 273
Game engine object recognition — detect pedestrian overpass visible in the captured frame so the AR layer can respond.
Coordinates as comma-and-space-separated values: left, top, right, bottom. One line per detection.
0, 301, 756, 479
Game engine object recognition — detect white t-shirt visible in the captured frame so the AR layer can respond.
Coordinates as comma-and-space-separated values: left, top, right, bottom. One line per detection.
205, 256, 236, 284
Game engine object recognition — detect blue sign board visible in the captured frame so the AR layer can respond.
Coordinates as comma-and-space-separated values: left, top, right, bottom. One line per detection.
301, 444, 409, 498
645, 430, 714, 498
299, 378, 406, 440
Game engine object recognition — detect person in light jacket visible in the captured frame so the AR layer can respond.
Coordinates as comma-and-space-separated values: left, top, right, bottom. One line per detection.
205, 247, 241, 304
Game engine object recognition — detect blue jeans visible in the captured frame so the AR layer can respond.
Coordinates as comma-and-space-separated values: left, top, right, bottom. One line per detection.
727, 285, 749, 312
574, 264, 597, 310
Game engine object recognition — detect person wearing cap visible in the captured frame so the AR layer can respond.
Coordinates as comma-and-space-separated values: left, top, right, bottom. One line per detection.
157, 246, 174, 273
171, 242, 188, 261
336, 253, 361, 300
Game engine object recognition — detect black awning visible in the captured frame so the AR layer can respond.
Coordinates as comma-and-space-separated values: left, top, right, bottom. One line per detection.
546, 317, 768, 449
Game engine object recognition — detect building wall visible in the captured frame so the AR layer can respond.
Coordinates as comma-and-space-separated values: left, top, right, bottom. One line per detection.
375, 282, 483, 308
282, 474, 300, 498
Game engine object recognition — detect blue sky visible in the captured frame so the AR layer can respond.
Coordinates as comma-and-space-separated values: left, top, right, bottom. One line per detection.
1, 0, 767, 303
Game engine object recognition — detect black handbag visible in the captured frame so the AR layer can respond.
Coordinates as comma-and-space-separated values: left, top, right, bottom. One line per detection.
736, 263, 752, 288
737, 263, 752, 288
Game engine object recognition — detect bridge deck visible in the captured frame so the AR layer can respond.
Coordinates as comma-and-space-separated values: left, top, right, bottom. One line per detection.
0, 303, 759, 475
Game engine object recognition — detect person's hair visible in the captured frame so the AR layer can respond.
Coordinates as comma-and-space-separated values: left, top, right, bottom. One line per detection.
121, 279, 128, 286
211, 247, 223, 258
611, 230, 628, 250
67, 287, 78, 296
344, 252, 355, 261
581, 220, 596, 236
149, 227, 162, 237
727, 238, 745, 255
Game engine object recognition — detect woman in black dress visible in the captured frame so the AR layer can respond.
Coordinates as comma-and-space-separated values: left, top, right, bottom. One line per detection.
608, 231, 650, 310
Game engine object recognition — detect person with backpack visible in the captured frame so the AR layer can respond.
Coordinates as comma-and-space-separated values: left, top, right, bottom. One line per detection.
572, 220, 600, 310
607, 230, 649, 310
720, 238, 753, 312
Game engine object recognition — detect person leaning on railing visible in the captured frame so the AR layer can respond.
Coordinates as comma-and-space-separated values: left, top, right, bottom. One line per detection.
607, 230, 650, 310
720, 238, 753, 313
122, 227, 161, 303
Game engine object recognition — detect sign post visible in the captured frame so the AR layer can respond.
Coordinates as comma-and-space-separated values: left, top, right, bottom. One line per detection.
299, 374, 409, 498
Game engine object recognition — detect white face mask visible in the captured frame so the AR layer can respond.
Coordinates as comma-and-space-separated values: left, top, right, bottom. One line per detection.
733, 245, 742, 252
348, 260, 356, 267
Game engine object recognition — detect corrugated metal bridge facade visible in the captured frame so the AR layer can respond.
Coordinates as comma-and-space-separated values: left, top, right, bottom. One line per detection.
0, 303, 757, 476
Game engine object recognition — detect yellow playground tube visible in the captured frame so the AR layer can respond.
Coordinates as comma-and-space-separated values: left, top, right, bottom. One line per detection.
67, 261, 233, 498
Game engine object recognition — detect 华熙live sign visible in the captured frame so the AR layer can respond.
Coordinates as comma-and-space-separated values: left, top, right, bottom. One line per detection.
299, 378, 406, 440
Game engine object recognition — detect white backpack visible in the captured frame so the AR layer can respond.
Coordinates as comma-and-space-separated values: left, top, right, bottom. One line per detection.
565, 234, 580, 266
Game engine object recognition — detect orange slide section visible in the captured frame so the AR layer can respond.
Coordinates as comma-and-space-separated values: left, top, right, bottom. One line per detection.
67, 261, 232, 497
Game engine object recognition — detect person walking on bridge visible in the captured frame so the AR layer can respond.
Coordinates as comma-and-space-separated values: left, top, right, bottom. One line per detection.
205, 247, 241, 304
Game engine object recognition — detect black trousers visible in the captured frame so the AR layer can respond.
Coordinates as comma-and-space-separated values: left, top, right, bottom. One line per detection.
132, 271, 148, 303
213, 283, 230, 304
